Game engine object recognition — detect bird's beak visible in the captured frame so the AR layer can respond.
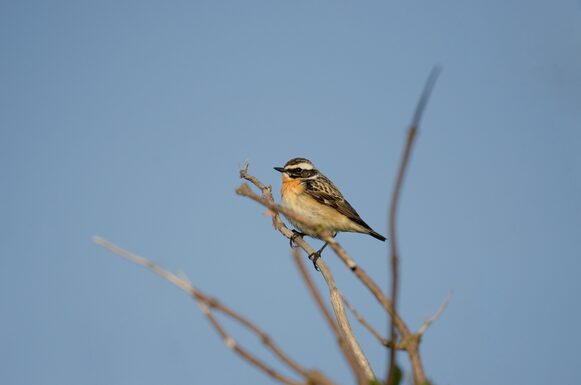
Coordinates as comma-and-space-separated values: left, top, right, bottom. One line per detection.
273, 167, 285, 173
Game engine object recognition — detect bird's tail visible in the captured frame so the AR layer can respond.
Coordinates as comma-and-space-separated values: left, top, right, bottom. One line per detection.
368, 230, 387, 242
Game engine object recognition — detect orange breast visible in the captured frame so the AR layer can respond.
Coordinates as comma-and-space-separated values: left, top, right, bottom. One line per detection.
281, 177, 303, 197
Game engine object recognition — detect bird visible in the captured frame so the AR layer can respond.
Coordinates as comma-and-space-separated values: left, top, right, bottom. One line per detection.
274, 157, 386, 268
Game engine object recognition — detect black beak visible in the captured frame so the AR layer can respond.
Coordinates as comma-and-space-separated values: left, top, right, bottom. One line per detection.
273, 167, 285, 173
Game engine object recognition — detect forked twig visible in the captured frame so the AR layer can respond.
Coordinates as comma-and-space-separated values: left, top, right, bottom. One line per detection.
418, 291, 452, 336
341, 295, 403, 350
93, 236, 336, 385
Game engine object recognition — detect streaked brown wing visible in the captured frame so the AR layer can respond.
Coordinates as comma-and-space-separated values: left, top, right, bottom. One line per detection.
304, 176, 373, 231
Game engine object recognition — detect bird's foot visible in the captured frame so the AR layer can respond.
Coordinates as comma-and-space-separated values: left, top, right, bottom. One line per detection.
307, 250, 322, 271
307, 242, 328, 271
290, 230, 306, 248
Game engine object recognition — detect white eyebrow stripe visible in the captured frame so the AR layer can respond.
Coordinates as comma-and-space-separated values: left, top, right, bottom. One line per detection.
286, 162, 314, 170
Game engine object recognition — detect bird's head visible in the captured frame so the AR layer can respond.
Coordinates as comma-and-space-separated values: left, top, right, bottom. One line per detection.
274, 158, 319, 180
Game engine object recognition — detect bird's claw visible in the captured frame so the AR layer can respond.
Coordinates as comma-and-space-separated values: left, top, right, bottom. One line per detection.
307, 242, 328, 271
290, 230, 305, 248
308, 251, 321, 271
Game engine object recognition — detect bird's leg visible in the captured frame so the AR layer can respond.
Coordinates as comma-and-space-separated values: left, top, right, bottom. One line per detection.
308, 242, 329, 271
290, 230, 306, 248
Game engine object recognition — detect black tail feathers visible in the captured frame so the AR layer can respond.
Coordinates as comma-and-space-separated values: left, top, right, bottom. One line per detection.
369, 230, 387, 242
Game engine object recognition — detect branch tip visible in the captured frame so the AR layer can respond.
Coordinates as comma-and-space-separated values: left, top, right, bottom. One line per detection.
239, 160, 250, 178
418, 291, 452, 336
412, 65, 442, 128
388, 66, 442, 384
235, 183, 253, 196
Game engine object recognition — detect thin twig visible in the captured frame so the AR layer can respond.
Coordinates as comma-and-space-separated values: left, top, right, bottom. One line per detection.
418, 291, 452, 336
240, 161, 272, 195
93, 236, 336, 385
342, 290, 449, 351
292, 250, 367, 385
341, 295, 403, 350
197, 300, 304, 385
239, 167, 314, 244
236, 184, 330, 240
323, 241, 410, 336
387, 66, 441, 385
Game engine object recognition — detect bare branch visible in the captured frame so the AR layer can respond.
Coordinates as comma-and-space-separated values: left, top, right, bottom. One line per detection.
236, 182, 408, 336
293, 249, 340, 335
387, 66, 441, 385
418, 291, 452, 336
240, 161, 273, 194
238, 176, 419, 383
95, 65, 446, 385
292, 250, 367, 384
341, 295, 403, 350
237, 177, 375, 382
238, 163, 445, 385
312, 250, 376, 382
93, 236, 336, 385
236, 184, 330, 239
323, 241, 410, 337
196, 301, 304, 385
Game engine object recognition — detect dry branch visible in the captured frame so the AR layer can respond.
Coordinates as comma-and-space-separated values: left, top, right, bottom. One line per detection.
341, 295, 403, 350
387, 66, 442, 385
237, 169, 426, 383
96, 69, 449, 385
292, 250, 367, 385
236, 68, 445, 385
418, 291, 452, 336
237, 170, 374, 382
314, 253, 376, 382
93, 236, 336, 385
236, 183, 409, 336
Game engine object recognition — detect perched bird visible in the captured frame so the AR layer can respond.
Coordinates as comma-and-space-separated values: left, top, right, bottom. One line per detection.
274, 157, 386, 268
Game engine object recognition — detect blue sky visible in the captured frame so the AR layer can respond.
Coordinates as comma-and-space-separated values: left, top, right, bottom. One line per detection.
1, 1, 580, 384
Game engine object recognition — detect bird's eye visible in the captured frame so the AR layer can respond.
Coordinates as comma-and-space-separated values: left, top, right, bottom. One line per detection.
294, 168, 302, 173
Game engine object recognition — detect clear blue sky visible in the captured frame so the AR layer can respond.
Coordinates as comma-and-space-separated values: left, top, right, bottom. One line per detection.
1, 1, 580, 384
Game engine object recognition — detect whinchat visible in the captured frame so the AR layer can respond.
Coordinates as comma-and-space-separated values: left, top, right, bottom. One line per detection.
274, 157, 386, 267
